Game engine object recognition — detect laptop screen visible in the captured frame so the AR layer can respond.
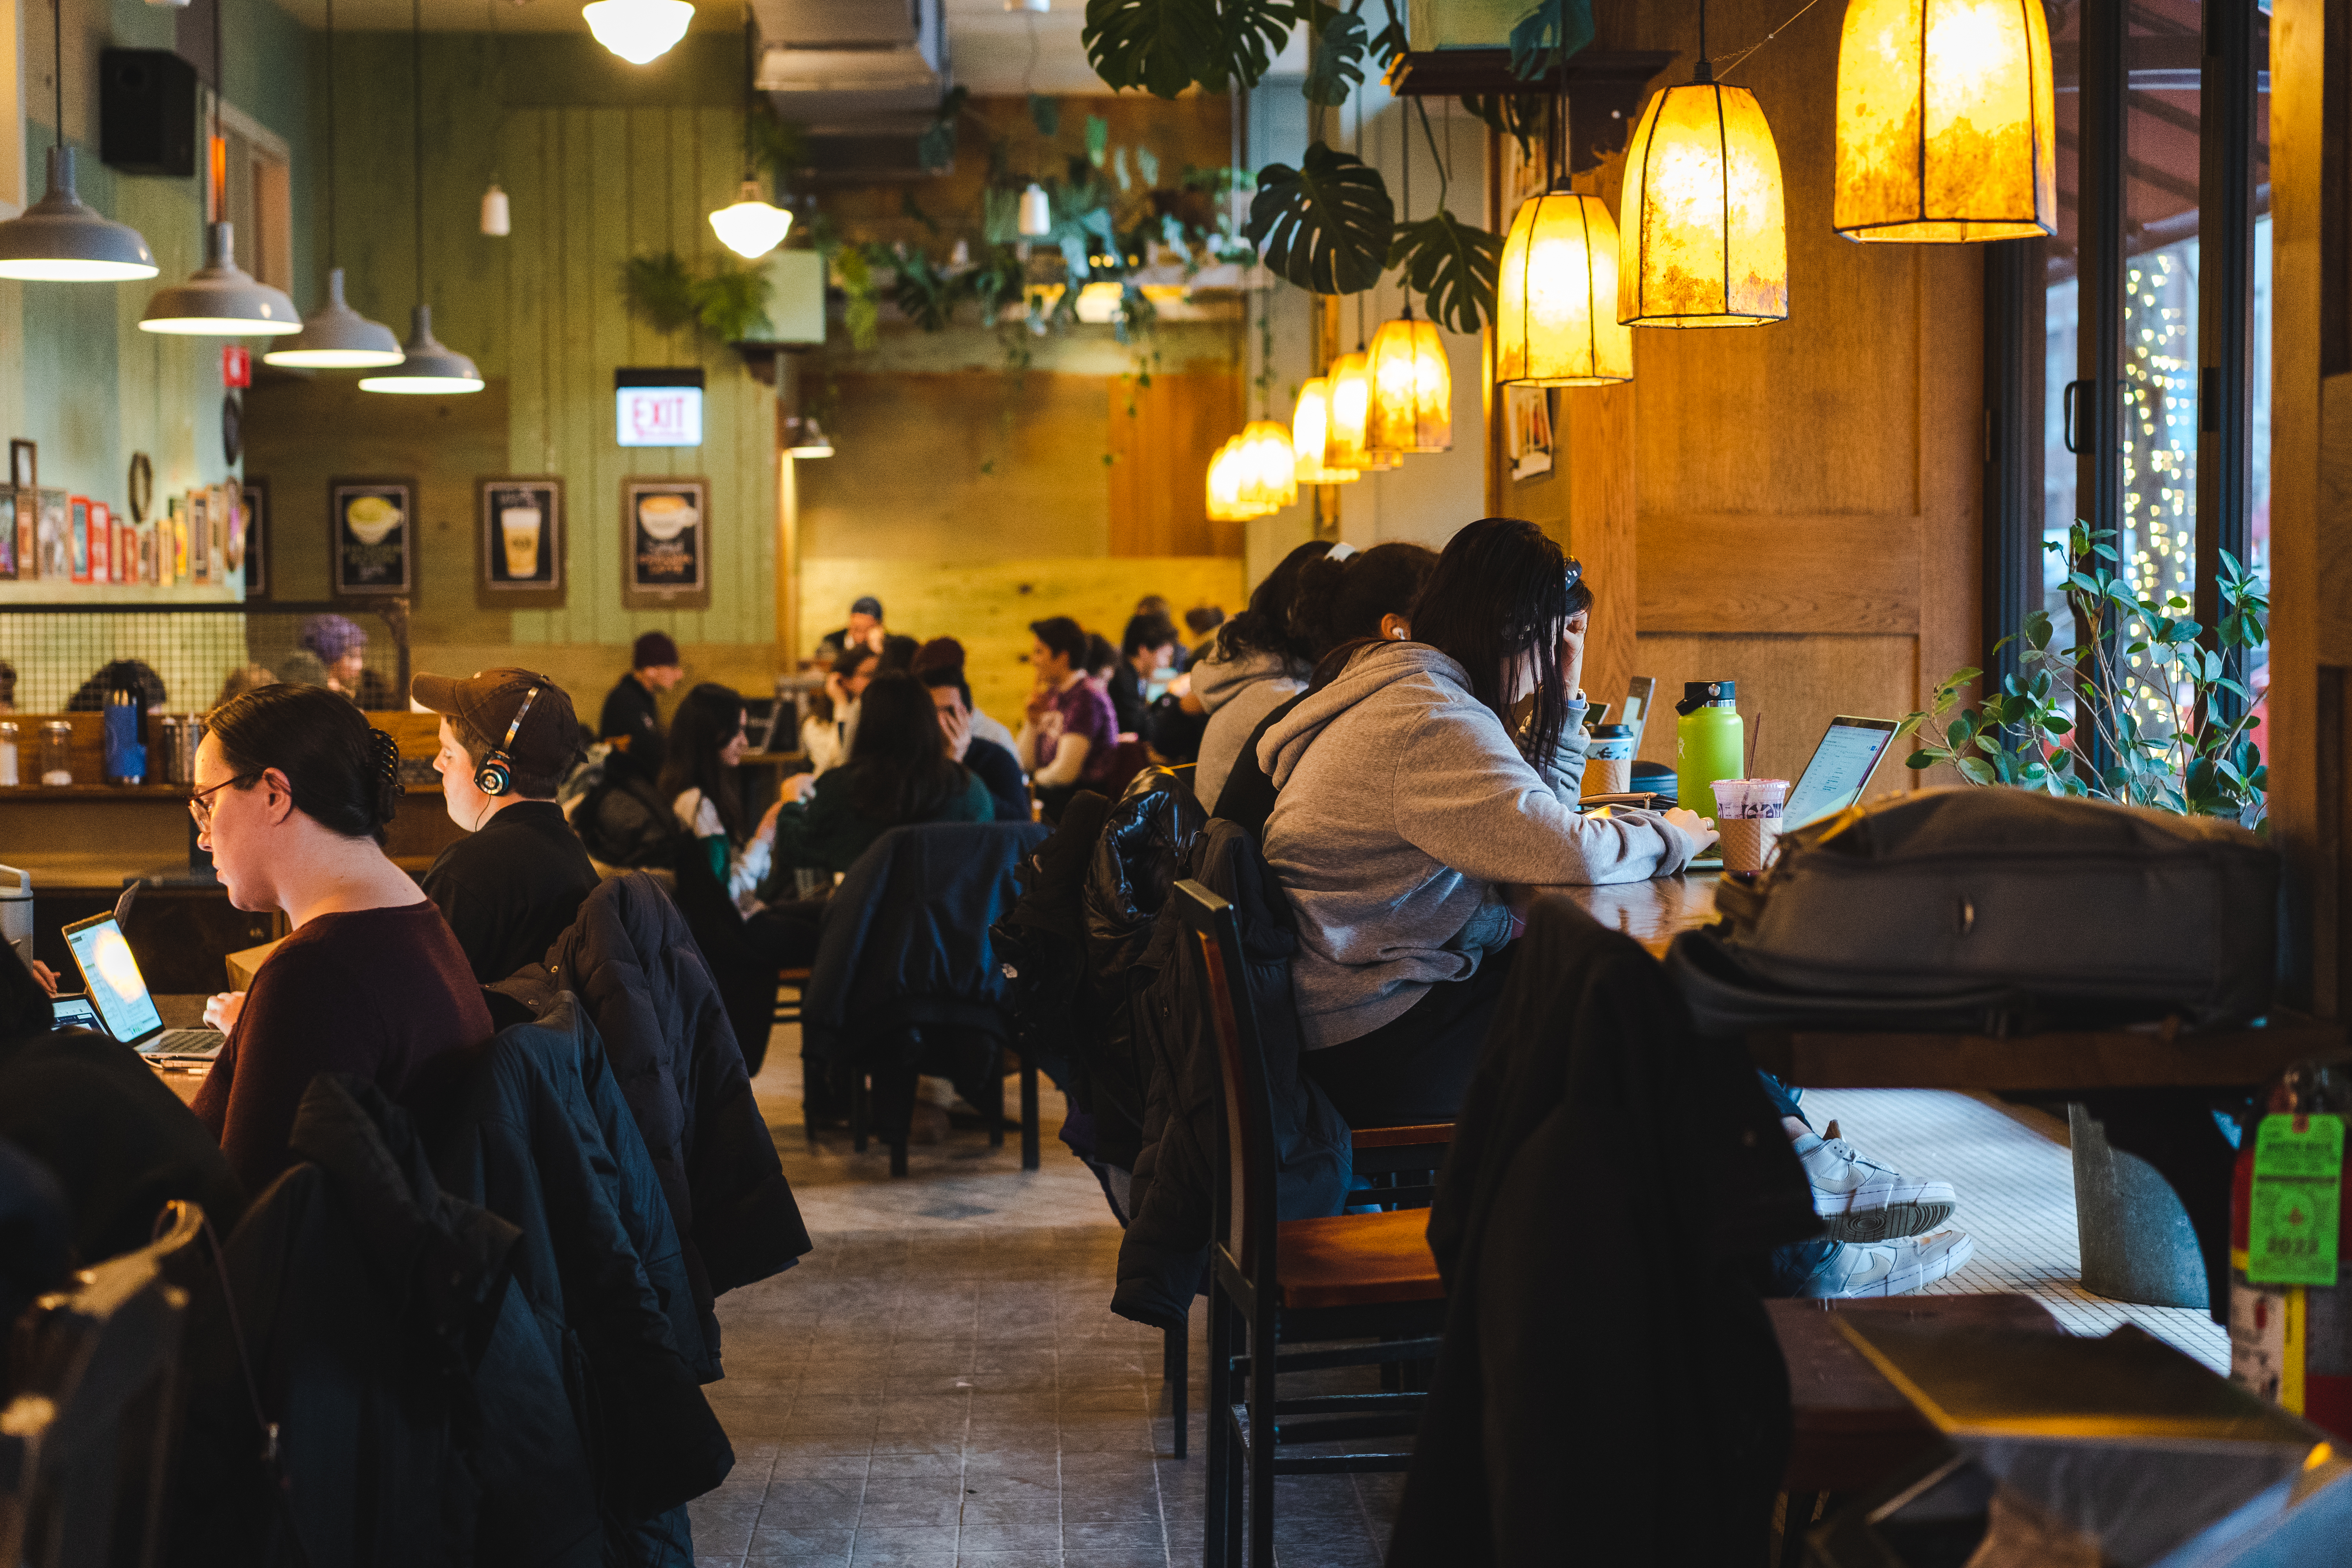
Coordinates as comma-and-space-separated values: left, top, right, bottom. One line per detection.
1784, 717, 1900, 828
64, 915, 164, 1045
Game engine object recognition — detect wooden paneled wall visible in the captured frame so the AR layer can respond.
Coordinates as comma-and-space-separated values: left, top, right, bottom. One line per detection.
1492, 0, 1982, 791
1107, 371, 1245, 558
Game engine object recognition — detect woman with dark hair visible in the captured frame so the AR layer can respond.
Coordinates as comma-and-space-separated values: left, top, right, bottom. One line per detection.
1259, 518, 1713, 1127
772, 673, 994, 873
1188, 540, 1332, 807
1211, 539, 1440, 832
188, 684, 494, 1193
660, 682, 784, 911
1018, 615, 1119, 820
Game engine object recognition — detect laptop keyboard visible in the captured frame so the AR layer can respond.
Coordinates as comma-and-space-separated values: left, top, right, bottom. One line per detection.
141, 1028, 226, 1058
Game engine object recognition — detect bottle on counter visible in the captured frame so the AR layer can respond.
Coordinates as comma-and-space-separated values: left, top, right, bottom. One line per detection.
103, 685, 147, 786
40, 720, 72, 786
1674, 680, 1744, 819
0, 721, 17, 788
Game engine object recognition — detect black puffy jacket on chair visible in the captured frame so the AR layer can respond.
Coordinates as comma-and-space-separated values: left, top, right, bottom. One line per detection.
1082, 776, 1207, 1172
1109, 820, 1351, 1332
1386, 898, 1822, 1568
989, 791, 1114, 1109
510, 873, 812, 1377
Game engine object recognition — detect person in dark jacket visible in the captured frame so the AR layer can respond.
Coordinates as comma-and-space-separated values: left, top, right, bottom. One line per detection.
771, 673, 994, 873
921, 664, 1029, 822
600, 630, 684, 786
0, 1135, 70, 1330
1387, 897, 1822, 1568
414, 666, 599, 983
1107, 612, 1179, 736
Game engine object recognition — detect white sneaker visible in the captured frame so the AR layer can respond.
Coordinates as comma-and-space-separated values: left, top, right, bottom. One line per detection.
1805, 1231, 1976, 1299
1795, 1120, 1959, 1242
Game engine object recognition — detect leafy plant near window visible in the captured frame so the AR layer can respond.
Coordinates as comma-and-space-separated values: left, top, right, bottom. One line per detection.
620, 252, 774, 343
1898, 523, 2271, 825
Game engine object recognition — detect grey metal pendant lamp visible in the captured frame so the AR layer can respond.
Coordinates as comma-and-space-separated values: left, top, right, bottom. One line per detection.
361, 0, 483, 393
0, 0, 156, 281
266, 0, 401, 367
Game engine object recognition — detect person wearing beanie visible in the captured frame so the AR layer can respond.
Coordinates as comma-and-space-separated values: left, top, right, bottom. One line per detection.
599, 630, 683, 785
812, 595, 885, 666
295, 613, 392, 708
413, 669, 599, 984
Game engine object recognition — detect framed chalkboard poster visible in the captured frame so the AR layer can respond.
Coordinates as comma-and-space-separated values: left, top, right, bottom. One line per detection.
330, 478, 413, 596
480, 477, 564, 597
621, 476, 709, 610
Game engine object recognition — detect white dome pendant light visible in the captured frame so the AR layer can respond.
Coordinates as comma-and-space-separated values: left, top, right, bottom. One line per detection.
585, 0, 695, 64
267, 0, 402, 367
0, 0, 156, 281
707, 6, 791, 259
361, 0, 483, 393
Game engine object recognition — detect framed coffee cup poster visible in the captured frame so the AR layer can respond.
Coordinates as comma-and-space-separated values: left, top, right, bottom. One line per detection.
621, 477, 709, 610
330, 478, 413, 595
479, 477, 564, 601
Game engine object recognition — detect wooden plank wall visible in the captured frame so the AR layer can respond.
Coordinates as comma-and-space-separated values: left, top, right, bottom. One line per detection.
1107, 370, 1245, 558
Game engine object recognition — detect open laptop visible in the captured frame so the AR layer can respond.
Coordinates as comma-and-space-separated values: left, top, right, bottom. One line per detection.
62, 912, 225, 1057
1783, 715, 1902, 828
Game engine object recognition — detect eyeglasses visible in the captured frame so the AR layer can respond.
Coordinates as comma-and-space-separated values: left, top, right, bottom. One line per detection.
188, 772, 261, 829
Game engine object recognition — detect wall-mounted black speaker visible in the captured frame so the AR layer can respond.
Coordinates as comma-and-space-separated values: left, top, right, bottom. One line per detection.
100, 50, 198, 178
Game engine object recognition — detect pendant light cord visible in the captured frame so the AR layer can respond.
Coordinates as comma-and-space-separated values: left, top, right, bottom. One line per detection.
212, 0, 225, 212
412, 0, 424, 307
742, 2, 755, 183
51, 0, 62, 158
325, 0, 337, 266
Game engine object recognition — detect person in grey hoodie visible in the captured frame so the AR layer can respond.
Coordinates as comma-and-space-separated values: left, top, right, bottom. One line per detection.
1187, 541, 1333, 807
1260, 518, 1714, 1127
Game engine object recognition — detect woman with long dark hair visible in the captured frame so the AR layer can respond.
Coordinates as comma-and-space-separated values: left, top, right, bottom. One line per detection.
660, 682, 784, 911
189, 684, 494, 1192
773, 672, 994, 873
1187, 539, 1332, 806
1259, 518, 1713, 1127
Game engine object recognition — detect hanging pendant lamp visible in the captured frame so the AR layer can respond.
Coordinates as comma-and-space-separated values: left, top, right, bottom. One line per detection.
709, 6, 792, 260
1833, 0, 2056, 242
1496, 189, 1632, 385
267, 0, 402, 366
1017, 183, 1053, 237
1289, 377, 1359, 486
1324, 350, 1401, 471
1232, 420, 1298, 512
1617, 2, 1788, 329
585, 0, 695, 64
1206, 437, 1267, 523
1365, 312, 1450, 452
363, 0, 483, 393
0, 0, 156, 281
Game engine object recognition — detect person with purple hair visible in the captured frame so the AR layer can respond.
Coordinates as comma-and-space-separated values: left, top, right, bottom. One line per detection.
298, 613, 391, 709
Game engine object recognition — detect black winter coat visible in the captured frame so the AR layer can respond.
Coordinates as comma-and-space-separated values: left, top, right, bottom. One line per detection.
1110, 821, 1351, 1332
1082, 778, 1207, 1171
430, 992, 735, 1560
989, 791, 1113, 1109
1386, 897, 1821, 1568
803, 821, 1050, 1081
525, 872, 812, 1373
171, 1074, 521, 1568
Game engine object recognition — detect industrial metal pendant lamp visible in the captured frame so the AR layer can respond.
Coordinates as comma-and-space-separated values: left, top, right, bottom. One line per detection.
1617, 0, 1789, 328
708, 6, 792, 260
266, 0, 402, 366
0, 0, 156, 281
585, 0, 695, 64
140, 0, 299, 334
1832, 0, 2056, 242
361, 0, 483, 393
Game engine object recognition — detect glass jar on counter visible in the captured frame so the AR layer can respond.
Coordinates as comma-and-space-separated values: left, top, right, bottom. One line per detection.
39, 721, 72, 786
0, 722, 16, 788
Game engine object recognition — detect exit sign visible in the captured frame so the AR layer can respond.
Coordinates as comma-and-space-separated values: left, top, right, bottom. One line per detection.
615, 367, 705, 448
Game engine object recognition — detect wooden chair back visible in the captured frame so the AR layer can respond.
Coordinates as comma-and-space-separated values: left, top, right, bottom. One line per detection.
1175, 879, 1279, 1295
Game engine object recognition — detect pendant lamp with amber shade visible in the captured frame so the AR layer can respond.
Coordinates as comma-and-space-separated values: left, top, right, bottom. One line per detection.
1497, 93, 1633, 384
1363, 129, 1452, 452
1618, 1, 1789, 328
1290, 376, 1361, 486
1832, 0, 2056, 242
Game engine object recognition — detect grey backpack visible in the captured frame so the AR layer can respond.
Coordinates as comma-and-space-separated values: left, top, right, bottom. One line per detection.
1665, 788, 2279, 1036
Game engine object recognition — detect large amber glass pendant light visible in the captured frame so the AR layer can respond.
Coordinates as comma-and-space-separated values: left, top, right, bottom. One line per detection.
1363, 118, 1450, 452
1618, 0, 1789, 328
1496, 94, 1632, 385
1290, 376, 1359, 486
1832, 0, 2056, 242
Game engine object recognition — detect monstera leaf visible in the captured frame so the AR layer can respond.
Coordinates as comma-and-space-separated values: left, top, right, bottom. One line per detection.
1510, 0, 1596, 80
1085, 0, 1293, 99
1388, 209, 1503, 334
1301, 3, 1366, 107
1248, 142, 1394, 295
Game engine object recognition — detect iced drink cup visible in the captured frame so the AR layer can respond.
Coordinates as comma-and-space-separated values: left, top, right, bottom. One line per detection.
501, 505, 542, 577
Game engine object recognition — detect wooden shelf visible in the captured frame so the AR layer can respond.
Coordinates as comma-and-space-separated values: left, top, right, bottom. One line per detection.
0, 783, 193, 799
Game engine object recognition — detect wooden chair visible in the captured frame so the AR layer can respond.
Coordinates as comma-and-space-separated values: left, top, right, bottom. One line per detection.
0, 1200, 206, 1568
1176, 881, 1447, 1568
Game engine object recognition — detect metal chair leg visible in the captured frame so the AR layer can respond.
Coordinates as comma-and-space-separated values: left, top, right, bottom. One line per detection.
1247, 1302, 1276, 1568
987, 1046, 1006, 1150
1020, 1056, 1040, 1171
851, 1069, 869, 1154
1778, 1492, 1821, 1568
1205, 1294, 1234, 1566
1163, 1320, 1187, 1461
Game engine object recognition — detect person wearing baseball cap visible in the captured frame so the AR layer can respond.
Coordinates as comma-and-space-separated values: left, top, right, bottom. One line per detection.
411, 668, 599, 984
599, 631, 684, 786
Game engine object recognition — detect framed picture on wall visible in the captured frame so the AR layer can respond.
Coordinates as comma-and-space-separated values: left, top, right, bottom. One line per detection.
621, 477, 710, 610
330, 478, 414, 595
241, 477, 269, 600
479, 477, 564, 597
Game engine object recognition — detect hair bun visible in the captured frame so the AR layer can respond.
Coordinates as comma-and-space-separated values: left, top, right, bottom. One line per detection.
366, 727, 405, 824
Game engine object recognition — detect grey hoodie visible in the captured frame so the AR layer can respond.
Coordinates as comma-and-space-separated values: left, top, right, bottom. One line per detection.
1261, 641, 1692, 1048
1191, 648, 1308, 811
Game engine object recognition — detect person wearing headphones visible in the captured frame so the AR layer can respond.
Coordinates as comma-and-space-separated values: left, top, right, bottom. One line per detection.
412, 668, 600, 984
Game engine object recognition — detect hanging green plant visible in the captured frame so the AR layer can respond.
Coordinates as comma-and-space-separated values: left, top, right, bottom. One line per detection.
1509, 0, 1596, 81
1388, 211, 1501, 334
694, 262, 773, 341
1301, 4, 1367, 107
621, 252, 700, 335
1247, 141, 1393, 294
621, 251, 774, 342
1083, 0, 1293, 100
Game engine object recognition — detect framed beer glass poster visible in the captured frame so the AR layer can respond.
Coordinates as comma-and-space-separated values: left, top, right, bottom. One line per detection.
479, 477, 564, 599
621, 476, 709, 610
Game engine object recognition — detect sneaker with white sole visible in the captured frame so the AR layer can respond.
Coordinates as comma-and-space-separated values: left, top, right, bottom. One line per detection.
1804, 1230, 1975, 1299
1795, 1120, 1959, 1242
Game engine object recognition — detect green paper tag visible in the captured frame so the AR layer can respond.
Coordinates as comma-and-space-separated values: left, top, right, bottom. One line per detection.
2248, 1113, 2345, 1287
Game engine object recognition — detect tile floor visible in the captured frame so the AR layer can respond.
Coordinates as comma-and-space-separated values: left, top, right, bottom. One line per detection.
685, 1035, 2227, 1566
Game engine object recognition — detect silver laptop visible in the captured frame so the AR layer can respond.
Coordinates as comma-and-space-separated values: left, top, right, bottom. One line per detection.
1783, 716, 1902, 828
62, 912, 225, 1057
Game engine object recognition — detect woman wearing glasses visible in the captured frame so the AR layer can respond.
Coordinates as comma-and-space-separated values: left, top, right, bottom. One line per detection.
1259, 518, 1715, 1128
189, 684, 492, 1194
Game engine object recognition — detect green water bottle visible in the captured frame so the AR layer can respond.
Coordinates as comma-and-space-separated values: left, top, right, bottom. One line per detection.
1674, 680, 1744, 816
